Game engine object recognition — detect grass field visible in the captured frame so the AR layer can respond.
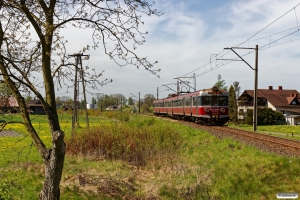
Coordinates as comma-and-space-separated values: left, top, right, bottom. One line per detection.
229, 123, 300, 140
0, 112, 300, 199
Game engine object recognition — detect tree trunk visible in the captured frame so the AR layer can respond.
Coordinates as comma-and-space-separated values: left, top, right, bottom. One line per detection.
39, 130, 65, 200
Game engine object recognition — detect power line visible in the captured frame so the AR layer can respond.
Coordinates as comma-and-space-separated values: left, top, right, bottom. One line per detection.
179, 3, 300, 81
238, 2, 300, 47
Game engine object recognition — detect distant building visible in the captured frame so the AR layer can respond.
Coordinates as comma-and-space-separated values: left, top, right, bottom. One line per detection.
238, 86, 300, 125
106, 105, 118, 110
27, 99, 46, 115
0, 96, 19, 113
86, 104, 97, 109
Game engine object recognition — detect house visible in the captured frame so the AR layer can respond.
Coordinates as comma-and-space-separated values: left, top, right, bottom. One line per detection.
237, 86, 300, 125
106, 105, 119, 111
27, 99, 46, 115
0, 96, 19, 113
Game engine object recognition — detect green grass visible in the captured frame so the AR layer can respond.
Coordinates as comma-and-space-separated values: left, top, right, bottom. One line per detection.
0, 113, 300, 199
230, 123, 300, 140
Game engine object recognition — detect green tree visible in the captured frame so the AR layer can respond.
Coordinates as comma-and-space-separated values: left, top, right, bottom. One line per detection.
214, 74, 228, 91
246, 107, 286, 125
91, 97, 96, 105
228, 85, 237, 123
233, 81, 241, 99
142, 94, 156, 113
128, 97, 134, 106
80, 100, 86, 109
0, 1, 161, 198
25, 95, 33, 103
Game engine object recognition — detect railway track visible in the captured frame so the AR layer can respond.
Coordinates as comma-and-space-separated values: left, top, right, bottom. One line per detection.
151, 114, 300, 157
199, 125, 300, 157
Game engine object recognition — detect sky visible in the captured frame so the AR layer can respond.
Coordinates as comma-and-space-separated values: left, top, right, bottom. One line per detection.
56, 0, 300, 103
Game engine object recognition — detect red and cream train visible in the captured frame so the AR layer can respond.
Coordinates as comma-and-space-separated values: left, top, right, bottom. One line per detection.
153, 87, 229, 125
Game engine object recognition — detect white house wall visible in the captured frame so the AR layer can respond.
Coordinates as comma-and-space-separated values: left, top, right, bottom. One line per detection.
267, 101, 276, 111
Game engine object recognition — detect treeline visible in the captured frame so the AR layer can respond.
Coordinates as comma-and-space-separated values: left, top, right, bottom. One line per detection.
55, 93, 156, 113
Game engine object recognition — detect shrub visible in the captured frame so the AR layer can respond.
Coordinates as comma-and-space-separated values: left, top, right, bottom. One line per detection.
66, 119, 182, 166
103, 111, 129, 122
246, 107, 286, 125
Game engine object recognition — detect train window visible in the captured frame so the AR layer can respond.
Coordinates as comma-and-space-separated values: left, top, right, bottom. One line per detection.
193, 97, 197, 106
219, 96, 228, 106
201, 96, 210, 105
178, 99, 182, 106
212, 96, 218, 106
185, 98, 190, 106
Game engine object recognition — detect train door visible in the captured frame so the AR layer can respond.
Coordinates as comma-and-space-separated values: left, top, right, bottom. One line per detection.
182, 98, 185, 115
190, 96, 192, 115
192, 96, 198, 115
172, 99, 177, 114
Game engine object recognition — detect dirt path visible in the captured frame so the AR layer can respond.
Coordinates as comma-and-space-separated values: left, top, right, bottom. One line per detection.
0, 130, 20, 137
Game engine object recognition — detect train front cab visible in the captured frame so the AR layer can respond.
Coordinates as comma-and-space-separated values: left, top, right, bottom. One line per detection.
198, 92, 229, 125
196, 90, 229, 125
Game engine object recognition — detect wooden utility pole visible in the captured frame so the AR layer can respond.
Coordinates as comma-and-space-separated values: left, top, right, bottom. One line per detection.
69, 53, 90, 135
139, 92, 140, 113
79, 55, 89, 128
120, 95, 122, 111
130, 92, 140, 113
71, 55, 78, 136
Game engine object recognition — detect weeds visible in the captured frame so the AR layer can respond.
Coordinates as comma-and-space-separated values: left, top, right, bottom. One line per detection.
103, 111, 130, 122
66, 119, 182, 166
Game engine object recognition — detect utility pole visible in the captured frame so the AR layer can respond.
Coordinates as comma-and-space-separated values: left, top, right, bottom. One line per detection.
139, 92, 140, 114
71, 57, 78, 136
130, 92, 140, 113
254, 45, 258, 132
120, 95, 122, 111
79, 55, 89, 128
157, 87, 159, 99
69, 53, 90, 134
222, 45, 258, 131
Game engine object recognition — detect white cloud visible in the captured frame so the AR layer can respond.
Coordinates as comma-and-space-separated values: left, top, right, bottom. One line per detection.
50, 0, 300, 101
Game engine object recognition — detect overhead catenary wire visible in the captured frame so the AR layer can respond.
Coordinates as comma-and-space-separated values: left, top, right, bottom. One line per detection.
177, 2, 300, 84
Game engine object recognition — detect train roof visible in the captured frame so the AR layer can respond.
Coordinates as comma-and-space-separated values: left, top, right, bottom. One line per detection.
154, 87, 227, 102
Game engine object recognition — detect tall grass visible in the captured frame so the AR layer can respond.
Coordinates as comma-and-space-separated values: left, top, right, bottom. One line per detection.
66, 118, 182, 166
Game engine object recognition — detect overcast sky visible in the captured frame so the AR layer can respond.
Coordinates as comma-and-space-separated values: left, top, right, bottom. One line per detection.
56, 0, 300, 103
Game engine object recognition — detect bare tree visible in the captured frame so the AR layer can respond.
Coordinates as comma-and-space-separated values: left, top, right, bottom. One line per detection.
0, 0, 161, 199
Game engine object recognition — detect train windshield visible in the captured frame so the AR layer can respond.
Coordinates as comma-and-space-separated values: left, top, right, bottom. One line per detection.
219, 96, 228, 106
202, 96, 210, 105
212, 96, 218, 106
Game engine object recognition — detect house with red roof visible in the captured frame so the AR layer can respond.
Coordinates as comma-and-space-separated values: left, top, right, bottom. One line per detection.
237, 86, 300, 125
0, 96, 19, 113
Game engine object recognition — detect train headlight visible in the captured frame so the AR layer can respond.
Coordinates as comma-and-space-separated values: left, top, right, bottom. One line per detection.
205, 108, 210, 113
220, 108, 225, 113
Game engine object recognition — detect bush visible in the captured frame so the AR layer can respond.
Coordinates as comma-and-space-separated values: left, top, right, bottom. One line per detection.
246, 107, 286, 125
66, 119, 182, 166
103, 111, 130, 122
